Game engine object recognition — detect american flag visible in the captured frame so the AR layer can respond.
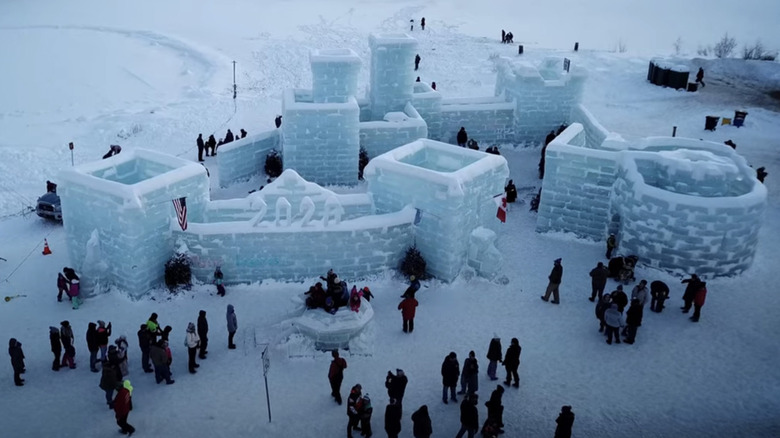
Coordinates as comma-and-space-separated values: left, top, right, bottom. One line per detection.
172, 197, 188, 231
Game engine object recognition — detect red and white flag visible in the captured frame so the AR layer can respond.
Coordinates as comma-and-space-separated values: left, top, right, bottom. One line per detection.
172, 197, 188, 231
493, 194, 507, 223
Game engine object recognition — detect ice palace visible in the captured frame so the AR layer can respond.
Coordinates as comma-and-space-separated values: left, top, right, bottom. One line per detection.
57, 33, 766, 299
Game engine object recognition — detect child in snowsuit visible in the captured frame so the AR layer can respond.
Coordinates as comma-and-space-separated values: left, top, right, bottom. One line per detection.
68, 278, 81, 309
349, 286, 362, 312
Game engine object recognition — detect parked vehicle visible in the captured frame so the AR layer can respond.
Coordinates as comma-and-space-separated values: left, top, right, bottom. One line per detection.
36, 182, 62, 222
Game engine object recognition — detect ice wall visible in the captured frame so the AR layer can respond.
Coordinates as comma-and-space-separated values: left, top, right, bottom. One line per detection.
496, 57, 587, 145
365, 139, 509, 281
310, 49, 361, 103
368, 34, 417, 121
58, 150, 209, 296
439, 96, 515, 146
359, 102, 428, 158
536, 124, 619, 239
175, 207, 416, 283
217, 129, 281, 187
411, 82, 442, 140
282, 89, 360, 185
611, 146, 766, 277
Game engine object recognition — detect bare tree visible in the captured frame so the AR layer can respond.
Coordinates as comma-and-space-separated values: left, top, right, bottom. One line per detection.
714, 33, 737, 58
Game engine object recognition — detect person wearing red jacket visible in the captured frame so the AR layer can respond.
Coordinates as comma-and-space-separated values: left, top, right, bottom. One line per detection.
690, 282, 707, 322
113, 380, 136, 435
328, 350, 348, 405
398, 295, 419, 333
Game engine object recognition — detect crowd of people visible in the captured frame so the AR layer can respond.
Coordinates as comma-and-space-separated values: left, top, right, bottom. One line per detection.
195, 128, 248, 162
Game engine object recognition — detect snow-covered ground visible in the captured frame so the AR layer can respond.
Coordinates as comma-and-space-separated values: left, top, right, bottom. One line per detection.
1, 1, 779, 437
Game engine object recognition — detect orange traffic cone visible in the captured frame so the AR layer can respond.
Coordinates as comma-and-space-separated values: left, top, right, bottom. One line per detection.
42, 239, 52, 255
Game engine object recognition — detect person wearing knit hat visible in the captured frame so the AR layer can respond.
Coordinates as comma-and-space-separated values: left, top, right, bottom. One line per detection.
114, 379, 136, 435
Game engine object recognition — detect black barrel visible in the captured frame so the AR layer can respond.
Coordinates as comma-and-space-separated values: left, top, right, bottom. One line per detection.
705, 116, 720, 131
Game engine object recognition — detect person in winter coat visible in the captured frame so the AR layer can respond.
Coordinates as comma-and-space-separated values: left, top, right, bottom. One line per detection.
185, 322, 201, 373
414, 54, 421, 71
214, 266, 225, 297
137, 324, 153, 373
412, 405, 433, 438
161, 325, 173, 343
57, 273, 68, 302
385, 369, 408, 409
595, 293, 612, 332
681, 274, 702, 313
457, 127, 468, 147
441, 352, 460, 403
224, 129, 234, 144
459, 351, 479, 396
544, 130, 556, 146
402, 275, 421, 299
624, 298, 644, 344
305, 282, 327, 309
146, 313, 162, 343
86, 322, 100, 372
68, 277, 81, 309
8, 338, 25, 386
197, 133, 205, 162
554, 406, 575, 438
96, 320, 112, 361
359, 393, 373, 437
385, 397, 403, 438
606, 234, 617, 259
227, 304, 238, 349
349, 286, 362, 312
691, 282, 707, 322
503, 338, 521, 387
604, 304, 622, 345
115, 336, 129, 377
420, 17, 426, 30
49, 326, 62, 371
329, 350, 348, 405
361, 286, 374, 302
274, 115, 283, 128
60, 320, 76, 369
611, 285, 629, 313
485, 385, 505, 433
504, 180, 517, 203
486, 336, 502, 381
695, 67, 705, 87
398, 295, 419, 333
456, 394, 479, 438
650, 280, 670, 313
206, 134, 217, 156
150, 340, 174, 384
197, 310, 209, 359
631, 280, 649, 308
501, 29, 506, 44
589, 262, 609, 302
347, 384, 363, 438
240, 128, 247, 138
114, 379, 136, 435
541, 258, 563, 304
100, 358, 122, 408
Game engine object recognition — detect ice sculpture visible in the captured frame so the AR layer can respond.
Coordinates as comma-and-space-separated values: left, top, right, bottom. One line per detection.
537, 113, 767, 277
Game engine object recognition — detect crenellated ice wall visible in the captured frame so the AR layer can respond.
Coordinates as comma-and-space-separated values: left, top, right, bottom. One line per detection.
310, 49, 361, 103
365, 139, 509, 281
217, 130, 281, 187
410, 82, 442, 140
282, 89, 360, 185
59, 150, 209, 297
439, 96, 515, 146
359, 102, 428, 158
496, 57, 587, 145
368, 34, 417, 121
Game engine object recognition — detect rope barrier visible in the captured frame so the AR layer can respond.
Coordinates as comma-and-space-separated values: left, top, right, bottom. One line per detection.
2, 228, 56, 283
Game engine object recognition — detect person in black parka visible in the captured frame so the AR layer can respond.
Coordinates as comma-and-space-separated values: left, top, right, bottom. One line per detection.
610, 285, 628, 313
196, 133, 205, 162
455, 394, 479, 438
414, 54, 421, 71
86, 322, 100, 372
503, 338, 521, 387
385, 397, 403, 438
457, 127, 468, 147
50, 327, 62, 371
224, 129, 234, 144
681, 274, 701, 313
441, 352, 460, 403
412, 405, 433, 438
485, 385, 505, 433
595, 293, 612, 333
197, 310, 209, 359
9, 338, 25, 386
137, 324, 153, 373
385, 369, 408, 410
541, 258, 563, 304
589, 262, 610, 302
504, 180, 517, 204
650, 280, 670, 313
624, 298, 644, 344
554, 405, 575, 438
206, 135, 217, 156
486, 336, 502, 381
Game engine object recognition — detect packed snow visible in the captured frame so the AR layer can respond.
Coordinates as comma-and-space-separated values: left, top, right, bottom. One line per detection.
1, 1, 780, 437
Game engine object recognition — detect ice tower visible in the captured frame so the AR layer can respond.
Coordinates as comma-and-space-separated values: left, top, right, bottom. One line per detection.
58, 150, 209, 296
282, 49, 361, 185
368, 34, 418, 121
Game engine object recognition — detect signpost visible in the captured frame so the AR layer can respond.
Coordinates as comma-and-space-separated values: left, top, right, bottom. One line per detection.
261, 344, 271, 422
